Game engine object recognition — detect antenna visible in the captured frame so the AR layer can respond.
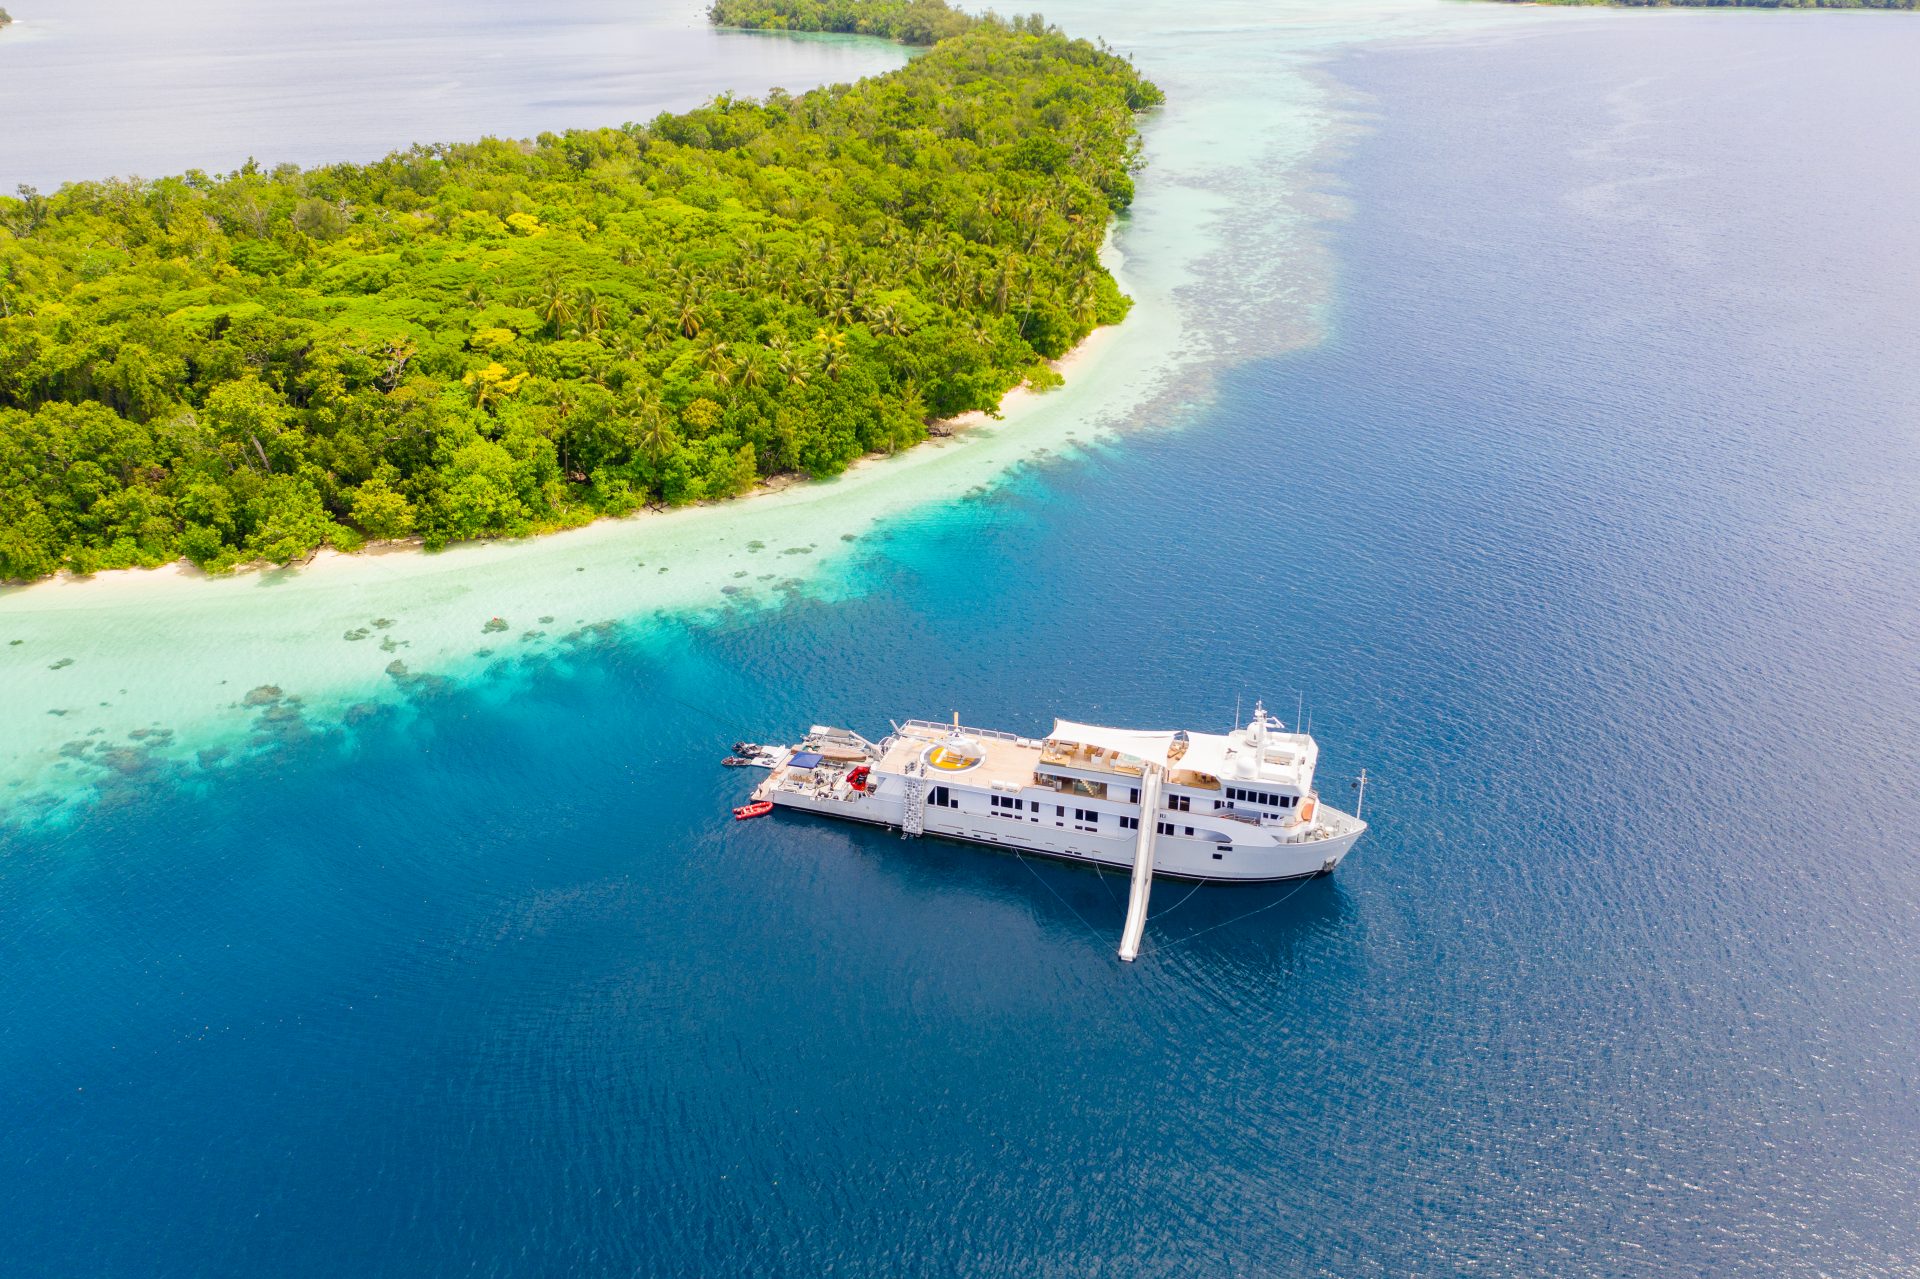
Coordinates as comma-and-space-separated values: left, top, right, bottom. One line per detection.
1295, 691, 1303, 736
1234, 693, 1241, 732
1355, 768, 1369, 820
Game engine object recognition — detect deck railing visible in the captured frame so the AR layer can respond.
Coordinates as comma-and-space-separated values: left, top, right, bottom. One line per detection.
898, 718, 1029, 745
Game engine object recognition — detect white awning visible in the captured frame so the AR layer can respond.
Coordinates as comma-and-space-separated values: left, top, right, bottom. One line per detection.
1170, 731, 1240, 780
1046, 719, 1176, 764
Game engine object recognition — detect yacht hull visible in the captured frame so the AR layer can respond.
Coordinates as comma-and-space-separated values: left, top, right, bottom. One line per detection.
762, 786, 1364, 883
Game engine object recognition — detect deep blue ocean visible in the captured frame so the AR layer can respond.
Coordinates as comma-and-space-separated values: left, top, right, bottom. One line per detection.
5, 15, 1919, 1279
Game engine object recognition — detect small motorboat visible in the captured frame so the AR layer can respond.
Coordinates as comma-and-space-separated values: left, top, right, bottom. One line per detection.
732, 741, 762, 756
732, 800, 773, 821
721, 756, 753, 768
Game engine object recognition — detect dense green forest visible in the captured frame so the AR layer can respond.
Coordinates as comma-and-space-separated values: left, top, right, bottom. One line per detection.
710, 0, 978, 43
0, 2, 1161, 582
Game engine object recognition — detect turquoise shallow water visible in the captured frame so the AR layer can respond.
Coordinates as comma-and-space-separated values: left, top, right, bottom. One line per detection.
5, 5, 1920, 1276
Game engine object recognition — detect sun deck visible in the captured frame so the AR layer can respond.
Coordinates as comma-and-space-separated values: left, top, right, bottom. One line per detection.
880, 721, 1043, 791
1038, 739, 1149, 777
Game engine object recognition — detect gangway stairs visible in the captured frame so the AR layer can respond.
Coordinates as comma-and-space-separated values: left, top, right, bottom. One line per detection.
901, 759, 927, 837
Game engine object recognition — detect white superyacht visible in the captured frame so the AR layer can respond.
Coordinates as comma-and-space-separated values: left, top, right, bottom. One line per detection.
744, 703, 1366, 883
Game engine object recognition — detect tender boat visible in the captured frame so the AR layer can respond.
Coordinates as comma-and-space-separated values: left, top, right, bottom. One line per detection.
732, 800, 774, 820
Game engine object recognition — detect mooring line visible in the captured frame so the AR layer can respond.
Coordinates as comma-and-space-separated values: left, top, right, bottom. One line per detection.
1148, 874, 1321, 955
1148, 875, 1208, 922
1012, 847, 1107, 945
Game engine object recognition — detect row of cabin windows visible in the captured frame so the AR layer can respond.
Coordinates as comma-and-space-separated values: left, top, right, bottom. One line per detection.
1156, 821, 1198, 837
990, 795, 1040, 822
989, 795, 1104, 828
1225, 786, 1298, 808
942, 790, 1212, 832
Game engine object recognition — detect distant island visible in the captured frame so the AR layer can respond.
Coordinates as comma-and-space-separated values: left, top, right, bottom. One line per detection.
0, 9, 15, 28
710, 0, 975, 42
0, 0, 1161, 582
1490, 0, 1914, 7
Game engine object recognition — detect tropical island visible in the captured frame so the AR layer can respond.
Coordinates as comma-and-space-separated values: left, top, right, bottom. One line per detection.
0, 9, 14, 28
0, 0, 1161, 583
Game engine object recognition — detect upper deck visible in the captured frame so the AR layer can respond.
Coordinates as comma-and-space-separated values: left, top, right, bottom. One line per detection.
876, 711, 1320, 797
878, 720, 1043, 791
1039, 738, 1147, 777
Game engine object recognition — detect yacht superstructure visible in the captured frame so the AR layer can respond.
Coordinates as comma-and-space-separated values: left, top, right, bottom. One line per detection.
747, 704, 1367, 885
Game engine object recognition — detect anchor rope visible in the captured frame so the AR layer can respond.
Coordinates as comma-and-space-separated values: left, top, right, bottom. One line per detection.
1148, 874, 1209, 921
1012, 847, 1107, 945
1145, 873, 1321, 956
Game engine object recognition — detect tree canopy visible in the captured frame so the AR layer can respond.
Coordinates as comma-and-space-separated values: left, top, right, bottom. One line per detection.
0, 1, 1162, 581
711, 0, 981, 43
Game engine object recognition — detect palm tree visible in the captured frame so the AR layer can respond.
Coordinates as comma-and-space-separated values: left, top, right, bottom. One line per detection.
992, 259, 1015, 315
700, 338, 734, 389
769, 335, 808, 388
577, 287, 610, 336
633, 396, 672, 470
815, 329, 850, 380
677, 282, 705, 339
1070, 287, 1100, 331
540, 275, 575, 335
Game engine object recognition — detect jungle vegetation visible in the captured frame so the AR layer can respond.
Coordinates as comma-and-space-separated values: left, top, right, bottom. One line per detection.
0, 1, 1162, 581
709, 0, 979, 42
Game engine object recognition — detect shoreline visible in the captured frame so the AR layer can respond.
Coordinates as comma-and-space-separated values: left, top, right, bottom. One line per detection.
2, 320, 1121, 603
